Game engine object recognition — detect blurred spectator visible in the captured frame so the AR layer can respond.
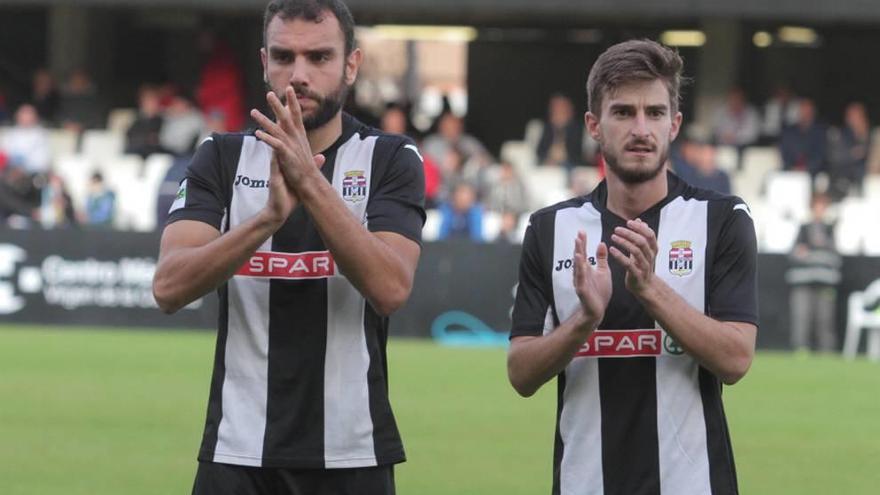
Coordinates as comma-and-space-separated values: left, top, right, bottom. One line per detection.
58, 68, 106, 133
423, 111, 492, 171
379, 104, 440, 207
484, 160, 529, 215
711, 87, 760, 149
83, 172, 116, 228
420, 148, 441, 209
160, 94, 204, 157
780, 98, 828, 179
786, 193, 840, 353
570, 166, 601, 197
494, 211, 521, 244
39, 172, 77, 229
125, 85, 165, 158
380, 104, 410, 136
197, 32, 245, 132
829, 101, 870, 199
30, 69, 60, 125
761, 85, 800, 143
437, 145, 488, 203
1, 105, 54, 225
537, 93, 586, 169
1, 104, 51, 175
673, 133, 731, 194
438, 182, 484, 242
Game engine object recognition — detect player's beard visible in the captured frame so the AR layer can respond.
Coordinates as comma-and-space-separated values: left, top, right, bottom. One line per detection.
602, 138, 670, 184
269, 72, 350, 131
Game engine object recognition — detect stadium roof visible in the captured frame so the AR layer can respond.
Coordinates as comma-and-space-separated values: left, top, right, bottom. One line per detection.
7, 0, 880, 25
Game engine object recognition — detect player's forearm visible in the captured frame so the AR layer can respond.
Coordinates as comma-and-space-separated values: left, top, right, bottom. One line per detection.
295, 170, 413, 316
637, 280, 755, 384
508, 310, 595, 397
153, 211, 282, 314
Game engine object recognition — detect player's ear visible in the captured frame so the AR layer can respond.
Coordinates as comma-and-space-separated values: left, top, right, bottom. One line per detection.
669, 111, 683, 142
260, 47, 269, 82
586, 111, 601, 142
344, 48, 363, 86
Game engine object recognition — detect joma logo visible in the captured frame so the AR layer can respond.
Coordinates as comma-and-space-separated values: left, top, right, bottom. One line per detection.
234, 175, 268, 188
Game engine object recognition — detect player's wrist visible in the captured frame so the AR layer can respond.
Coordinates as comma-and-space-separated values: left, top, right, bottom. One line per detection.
571, 307, 601, 336
257, 206, 287, 230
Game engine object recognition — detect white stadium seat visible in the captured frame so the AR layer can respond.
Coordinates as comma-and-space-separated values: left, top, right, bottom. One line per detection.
500, 140, 538, 177
106, 108, 137, 134
422, 209, 442, 242
81, 129, 125, 171
765, 170, 811, 223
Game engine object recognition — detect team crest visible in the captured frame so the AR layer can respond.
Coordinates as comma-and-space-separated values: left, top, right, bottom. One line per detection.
342, 170, 367, 203
668, 240, 694, 277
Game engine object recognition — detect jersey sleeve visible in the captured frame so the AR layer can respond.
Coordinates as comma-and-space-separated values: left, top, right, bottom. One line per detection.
511, 216, 553, 338
708, 200, 759, 325
366, 139, 426, 244
165, 135, 229, 229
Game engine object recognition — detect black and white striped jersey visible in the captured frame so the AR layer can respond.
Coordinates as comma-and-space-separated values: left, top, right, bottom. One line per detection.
167, 114, 425, 469
511, 172, 758, 495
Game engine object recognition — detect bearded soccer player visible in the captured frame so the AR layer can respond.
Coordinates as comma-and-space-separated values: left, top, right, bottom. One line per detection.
152, 1, 425, 493
508, 39, 757, 495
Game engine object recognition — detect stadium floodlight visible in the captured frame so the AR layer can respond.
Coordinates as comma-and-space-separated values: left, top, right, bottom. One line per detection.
778, 26, 818, 45
660, 30, 706, 47
753, 31, 773, 48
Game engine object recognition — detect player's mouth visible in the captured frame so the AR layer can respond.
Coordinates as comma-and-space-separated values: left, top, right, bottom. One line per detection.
624, 143, 655, 156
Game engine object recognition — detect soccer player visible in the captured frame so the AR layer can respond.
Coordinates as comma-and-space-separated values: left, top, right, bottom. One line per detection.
507, 39, 758, 495
152, 1, 425, 493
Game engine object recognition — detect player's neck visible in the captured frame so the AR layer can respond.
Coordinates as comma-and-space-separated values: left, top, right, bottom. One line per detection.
307, 113, 343, 154
605, 169, 668, 220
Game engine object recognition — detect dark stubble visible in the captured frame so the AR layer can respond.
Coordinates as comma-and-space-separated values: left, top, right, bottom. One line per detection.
269, 71, 349, 131
602, 139, 670, 184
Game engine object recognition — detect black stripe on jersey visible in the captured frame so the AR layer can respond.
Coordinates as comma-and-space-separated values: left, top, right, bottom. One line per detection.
699, 369, 739, 495
199, 284, 230, 461
364, 310, 405, 465
598, 357, 660, 495
551, 372, 566, 495
262, 277, 330, 468
597, 211, 662, 495
260, 159, 335, 467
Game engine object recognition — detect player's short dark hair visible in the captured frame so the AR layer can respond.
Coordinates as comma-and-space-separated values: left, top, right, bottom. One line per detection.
263, 0, 356, 55
587, 39, 684, 116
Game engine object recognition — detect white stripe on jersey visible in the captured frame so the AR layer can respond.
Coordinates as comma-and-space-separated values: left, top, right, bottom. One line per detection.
214, 136, 273, 466
655, 197, 712, 495
323, 135, 378, 468
553, 203, 605, 495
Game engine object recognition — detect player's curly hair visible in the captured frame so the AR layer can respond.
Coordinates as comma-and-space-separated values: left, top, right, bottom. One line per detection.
587, 39, 686, 116
263, 0, 356, 55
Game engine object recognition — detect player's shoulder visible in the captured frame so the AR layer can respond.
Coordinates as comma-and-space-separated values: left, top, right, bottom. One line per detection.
677, 178, 752, 219
344, 114, 412, 146
527, 195, 593, 229
201, 131, 252, 147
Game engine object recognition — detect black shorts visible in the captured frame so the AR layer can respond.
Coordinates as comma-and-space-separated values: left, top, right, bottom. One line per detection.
192, 462, 395, 495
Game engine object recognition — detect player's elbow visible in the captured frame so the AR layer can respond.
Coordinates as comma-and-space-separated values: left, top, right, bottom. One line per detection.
507, 358, 538, 397
719, 353, 753, 385
509, 376, 538, 398
370, 282, 411, 317
152, 278, 182, 314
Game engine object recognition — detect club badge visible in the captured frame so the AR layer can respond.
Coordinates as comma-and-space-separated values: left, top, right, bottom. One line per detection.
668, 240, 693, 277
342, 170, 367, 203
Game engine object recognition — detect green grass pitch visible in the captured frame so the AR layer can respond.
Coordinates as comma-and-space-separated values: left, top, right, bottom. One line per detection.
1, 325, 878, 494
